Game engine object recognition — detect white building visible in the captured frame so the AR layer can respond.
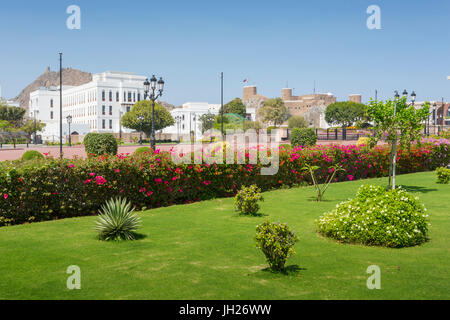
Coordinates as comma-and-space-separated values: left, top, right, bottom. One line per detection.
29, 71, 147, 142
162, 102, 256, 140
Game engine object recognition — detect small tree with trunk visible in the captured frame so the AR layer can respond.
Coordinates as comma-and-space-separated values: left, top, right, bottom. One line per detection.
366, 96, 429, 189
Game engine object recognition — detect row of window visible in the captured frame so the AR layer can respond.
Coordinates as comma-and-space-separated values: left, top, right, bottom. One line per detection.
102, 90, 141, 103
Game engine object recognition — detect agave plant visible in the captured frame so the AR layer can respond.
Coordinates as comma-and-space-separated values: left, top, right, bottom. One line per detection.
95, 198, 141, 241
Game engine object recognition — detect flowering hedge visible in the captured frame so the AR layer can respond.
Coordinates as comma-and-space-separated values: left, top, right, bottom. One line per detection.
0, 139, 448, 226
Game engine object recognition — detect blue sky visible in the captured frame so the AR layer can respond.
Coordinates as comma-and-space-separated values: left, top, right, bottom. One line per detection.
0, 0, 449, 105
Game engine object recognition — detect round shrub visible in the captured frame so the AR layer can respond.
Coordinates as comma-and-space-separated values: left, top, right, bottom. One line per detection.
255, 221, 299, 271
134, 147, 152, 156
317, 185, 429, 248
290, 128, 317, 147
234, 184, 263, 215
84, 133, 118, 156
356, 137, 371, 147
21, 150, 44, 161
436, 167, 450, 184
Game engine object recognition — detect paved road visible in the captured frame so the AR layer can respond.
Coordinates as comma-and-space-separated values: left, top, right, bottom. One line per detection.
0, 140, 360, 161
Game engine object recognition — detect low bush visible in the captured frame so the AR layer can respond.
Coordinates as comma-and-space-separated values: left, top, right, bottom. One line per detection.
84, 133, 118, 156
356, 137, 371, 147
21, 150, 44, 161
95, 198, 141, 241
134, 147, 152, 155
234, 184, 263, 215
436, 167, 450, 184
317, 185, 429, 248
0, 140, 448, 227
255, 221, 299, 271
290, 128, 317, 147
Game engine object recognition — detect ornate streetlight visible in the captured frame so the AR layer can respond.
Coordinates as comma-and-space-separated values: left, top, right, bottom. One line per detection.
119, 110, 123, 142
66, 115, 72, 147
143, 75, 165, 149
175, 115, 181, 141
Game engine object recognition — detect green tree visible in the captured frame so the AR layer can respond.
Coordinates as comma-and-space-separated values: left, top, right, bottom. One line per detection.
121, 101, 174, 137
257, 98, 289, 127
325, 101, 366, 128
20, 120, 46, 143
366, 97, 430, 189
0, 100, 26, 128
220, 98, 246, 117
199, 113, 216, 134
288, 115, 308, 129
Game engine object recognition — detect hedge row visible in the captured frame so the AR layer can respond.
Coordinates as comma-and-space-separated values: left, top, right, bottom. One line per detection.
0, 139, 448, 226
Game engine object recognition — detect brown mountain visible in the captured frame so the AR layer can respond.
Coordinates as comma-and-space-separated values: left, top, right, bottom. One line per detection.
13, 67, 92, 112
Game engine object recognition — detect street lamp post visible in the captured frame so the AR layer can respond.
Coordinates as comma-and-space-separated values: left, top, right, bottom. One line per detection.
138, 114, 144, 145
143, 75, 165, 150
175, 115, 181, 141
66, 115, 72, 147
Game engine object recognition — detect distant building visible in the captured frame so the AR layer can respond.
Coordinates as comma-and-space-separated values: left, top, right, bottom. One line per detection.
242, 85, 351, 128
161, 102, 256, 140
0, 84, 20, 107
29, 71, 147, 142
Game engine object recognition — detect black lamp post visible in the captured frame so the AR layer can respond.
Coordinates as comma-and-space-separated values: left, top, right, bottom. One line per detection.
143, 75, 165, 150
66, 115, 72, 147
138, 114, 144, 145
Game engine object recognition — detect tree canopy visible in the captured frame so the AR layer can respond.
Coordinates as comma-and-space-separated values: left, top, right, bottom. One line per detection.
0, 100, 26, 128
199, 113, 215, 134
325, 101, 366, 128
220, 98, 246, 117
257, 98, 289, 127
288, 115, 309, 129
121, 100, 174, 137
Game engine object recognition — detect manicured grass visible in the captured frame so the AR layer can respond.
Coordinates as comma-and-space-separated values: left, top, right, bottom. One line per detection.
0, 171, 449, 300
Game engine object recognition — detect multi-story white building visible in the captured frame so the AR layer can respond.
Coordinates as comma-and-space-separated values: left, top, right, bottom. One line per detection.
162, 102, 256, 140
29, 71, 147, 142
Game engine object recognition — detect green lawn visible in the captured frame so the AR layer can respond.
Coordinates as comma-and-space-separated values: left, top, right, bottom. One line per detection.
0, 171, 449, 300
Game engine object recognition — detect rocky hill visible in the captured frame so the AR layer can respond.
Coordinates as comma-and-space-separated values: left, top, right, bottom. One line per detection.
14, 67, 92, 112
14, 67, 174, 112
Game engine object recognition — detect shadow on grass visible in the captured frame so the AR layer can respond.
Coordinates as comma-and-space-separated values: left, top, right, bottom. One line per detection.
235, 212, 269, 217
261, 265, 306, 276
400, 185, 438, 194
306, 196, 334, 203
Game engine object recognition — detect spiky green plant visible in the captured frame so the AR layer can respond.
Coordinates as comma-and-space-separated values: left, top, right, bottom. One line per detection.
95, 198, 141, 241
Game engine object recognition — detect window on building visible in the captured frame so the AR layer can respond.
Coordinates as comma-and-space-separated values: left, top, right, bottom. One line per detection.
50, 111, 54, 120
133, 92, 136, 102
109, 91, 112, 102
102, 119, 106, 129
128, 92, 132, 102
126, 106, 131, 113
50, 99, 53, 108
137, 93, 141, 101
109, 119, 113, 129
109, 106, 112, 115
116, 92, 119, 102
124, 91, 126, 101
102, 90, 105, 101
102, 105, 106, 115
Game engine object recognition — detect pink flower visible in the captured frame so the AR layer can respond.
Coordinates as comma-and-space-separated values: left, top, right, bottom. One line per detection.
347, 175, 354, 181
84, 179, 92, 184
155, 178, 162, 184
95, 176, 107, 185
3, 194, 8, 200
146, 191, 153, 196
114, 169, 120, 173
89, 173, 95, 176
203, 180, 211, 186
139, 187, 146, 193
68, 164, 75, 168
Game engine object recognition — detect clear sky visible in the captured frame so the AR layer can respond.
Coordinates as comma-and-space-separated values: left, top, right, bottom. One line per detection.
0, 0, 449, 105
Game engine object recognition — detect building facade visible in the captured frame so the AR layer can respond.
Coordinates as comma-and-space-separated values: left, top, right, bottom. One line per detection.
29, 71, 147, 142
